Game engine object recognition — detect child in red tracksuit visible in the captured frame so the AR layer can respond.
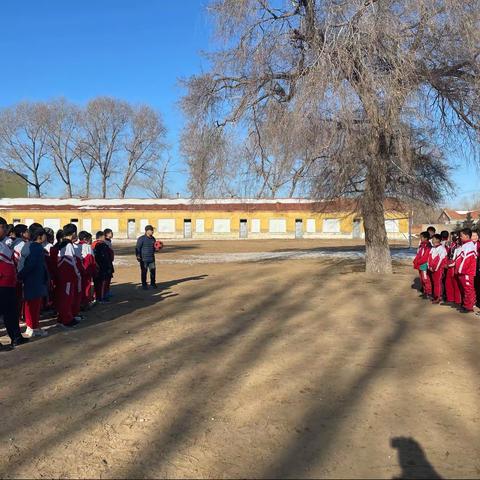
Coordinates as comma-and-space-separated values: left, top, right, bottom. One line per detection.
77, 231, 96, 308
444, 232, 461, 305
428, 234, 448, 304
55, 224, 82, 328
472, 230, 480, 307
413, 231, 432, 298
455, 228, 477, 313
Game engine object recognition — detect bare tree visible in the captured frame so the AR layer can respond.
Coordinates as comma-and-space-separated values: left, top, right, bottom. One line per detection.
81, 97, 130, 198
143, 155, 171, 198
44, 98, 82, 197
180, 122, 235, 198
117, 105, 167, 198
0, 102, 51, 197
181, 0, 479, 273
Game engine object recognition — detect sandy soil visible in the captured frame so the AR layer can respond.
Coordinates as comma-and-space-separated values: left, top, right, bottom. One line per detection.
0, 240, 479, 479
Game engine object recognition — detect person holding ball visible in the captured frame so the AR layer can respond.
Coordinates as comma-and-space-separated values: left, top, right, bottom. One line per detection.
135, 225, 162, 290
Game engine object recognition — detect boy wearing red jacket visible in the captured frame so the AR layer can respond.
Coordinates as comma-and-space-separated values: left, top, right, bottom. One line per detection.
55, 224, 82, 328
428, 234, 448, 304
78, 231, 96, 308
455, 228, 477, 313
0, 217, 28, 349
444, 232, 461, 305
413, 231, 432, 298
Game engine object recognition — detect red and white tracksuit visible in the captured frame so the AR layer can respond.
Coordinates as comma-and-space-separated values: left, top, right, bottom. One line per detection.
455, 240, 477, 311
0, 239, 17, 288
413, 241, 432, 296
12, 238, 28, 321
72, 242, 86, 316
428, 244, 447, 301
78, 241, 96, 306
55, 241, 82, 325
444, 242, 461, 304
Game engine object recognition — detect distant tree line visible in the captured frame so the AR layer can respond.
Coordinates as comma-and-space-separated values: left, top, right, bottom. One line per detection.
0, 97, 169, 198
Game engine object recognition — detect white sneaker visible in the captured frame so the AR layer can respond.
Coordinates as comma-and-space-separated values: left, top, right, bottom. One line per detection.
24, 327, 34, 338
33, 328, 48, 337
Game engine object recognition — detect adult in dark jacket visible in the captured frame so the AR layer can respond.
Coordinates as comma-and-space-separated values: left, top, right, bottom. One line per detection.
136, 225, 157, 290
93, 231, 113, 303
18, 227, 49, 338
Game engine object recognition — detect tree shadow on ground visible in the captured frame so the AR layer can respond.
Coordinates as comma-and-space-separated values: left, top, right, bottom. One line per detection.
391, 437, 443, 479
0, 275, 208, 342
0, 262, 477, 478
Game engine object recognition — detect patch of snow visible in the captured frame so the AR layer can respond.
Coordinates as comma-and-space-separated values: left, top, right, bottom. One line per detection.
114, 248, 416, 266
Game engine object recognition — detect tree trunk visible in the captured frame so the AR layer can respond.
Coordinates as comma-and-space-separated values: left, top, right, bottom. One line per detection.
85, 173, 91, 198
102, 175, 107, 199
361, 161, 392, 274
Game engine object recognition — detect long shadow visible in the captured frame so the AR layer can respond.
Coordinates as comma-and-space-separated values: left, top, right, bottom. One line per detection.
391, 437, 443, 479
114, 243, 200, 256
0, 275, 208, 341
0, 262, 467, 478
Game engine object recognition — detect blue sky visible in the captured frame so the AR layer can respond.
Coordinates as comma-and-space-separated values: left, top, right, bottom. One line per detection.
0, 0, 478, 205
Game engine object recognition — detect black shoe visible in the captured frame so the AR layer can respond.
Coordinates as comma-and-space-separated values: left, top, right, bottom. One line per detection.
142, 284, 149, 290
62, 319, 80, 328
460, 307, 474, 314
11, 336, 30, 347
0, 343, 14, 352
151, 284, 158, 289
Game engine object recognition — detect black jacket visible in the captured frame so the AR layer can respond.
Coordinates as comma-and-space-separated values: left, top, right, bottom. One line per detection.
136, 234, 156, 262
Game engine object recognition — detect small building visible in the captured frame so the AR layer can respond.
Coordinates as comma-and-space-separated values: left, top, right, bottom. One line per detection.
438, 209, 480, 226
0, 169, 28, 198
0, 198, 410, 240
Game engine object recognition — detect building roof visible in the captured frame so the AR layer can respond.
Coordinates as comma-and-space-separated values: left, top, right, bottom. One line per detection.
0, 197, 407, 213
440, 209, 480, 222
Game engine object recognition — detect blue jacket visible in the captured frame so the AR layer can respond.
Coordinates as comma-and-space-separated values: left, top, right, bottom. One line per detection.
135, 234, 156, 262
18, 242, 49, 301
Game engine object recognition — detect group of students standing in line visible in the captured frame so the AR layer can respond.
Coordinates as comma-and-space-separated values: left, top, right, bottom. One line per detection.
413, 225, 479, 313
0, 216, 115, 351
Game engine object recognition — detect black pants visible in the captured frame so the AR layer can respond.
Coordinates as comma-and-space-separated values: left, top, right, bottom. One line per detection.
0, 287, 22, 343
140, 261, 156, 286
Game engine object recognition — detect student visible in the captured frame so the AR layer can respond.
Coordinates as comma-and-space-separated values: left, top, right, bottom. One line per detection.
93, 231, 113, 304
455, 228, 477, 313
11, 224, 29, 264
42, 228, 56, 311
444, 232, 461, 305
472, 230, 480, 307
78, 231, 96, 308
5, 224, 14, 247
55, 224, 82, 328
440, 230, 449, 248
136, 225, 158, 290
0, 217, 28, 350
18, 227, 49, 337
428, 234, 448, 304
103, 228, 114, 298
427, 226, 436, 240
413, 232, 432, 298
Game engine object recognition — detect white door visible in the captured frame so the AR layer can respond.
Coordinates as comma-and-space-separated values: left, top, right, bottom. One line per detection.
295, 219, 303, 238
128, 219, 136, 239
83, 219, 92, 233
240, 220, 248, 239
184, 220, 192, 238
352, 219, 362, 239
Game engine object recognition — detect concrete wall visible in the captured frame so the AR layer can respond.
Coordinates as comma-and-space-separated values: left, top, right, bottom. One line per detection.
0, 206, 410, 240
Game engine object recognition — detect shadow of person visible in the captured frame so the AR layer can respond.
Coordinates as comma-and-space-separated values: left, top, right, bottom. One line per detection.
411, 276, 421, 291
391, 437, 442, 479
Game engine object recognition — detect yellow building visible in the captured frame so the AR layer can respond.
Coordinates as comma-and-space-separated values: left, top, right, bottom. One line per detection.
0, 198, 410, 240
0, 169, 28, 198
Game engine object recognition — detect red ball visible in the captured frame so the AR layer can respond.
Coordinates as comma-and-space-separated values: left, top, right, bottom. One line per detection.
154, 240, 164, 251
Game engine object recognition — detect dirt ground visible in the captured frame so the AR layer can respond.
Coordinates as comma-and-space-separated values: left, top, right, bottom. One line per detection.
0, 240, 479, 479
